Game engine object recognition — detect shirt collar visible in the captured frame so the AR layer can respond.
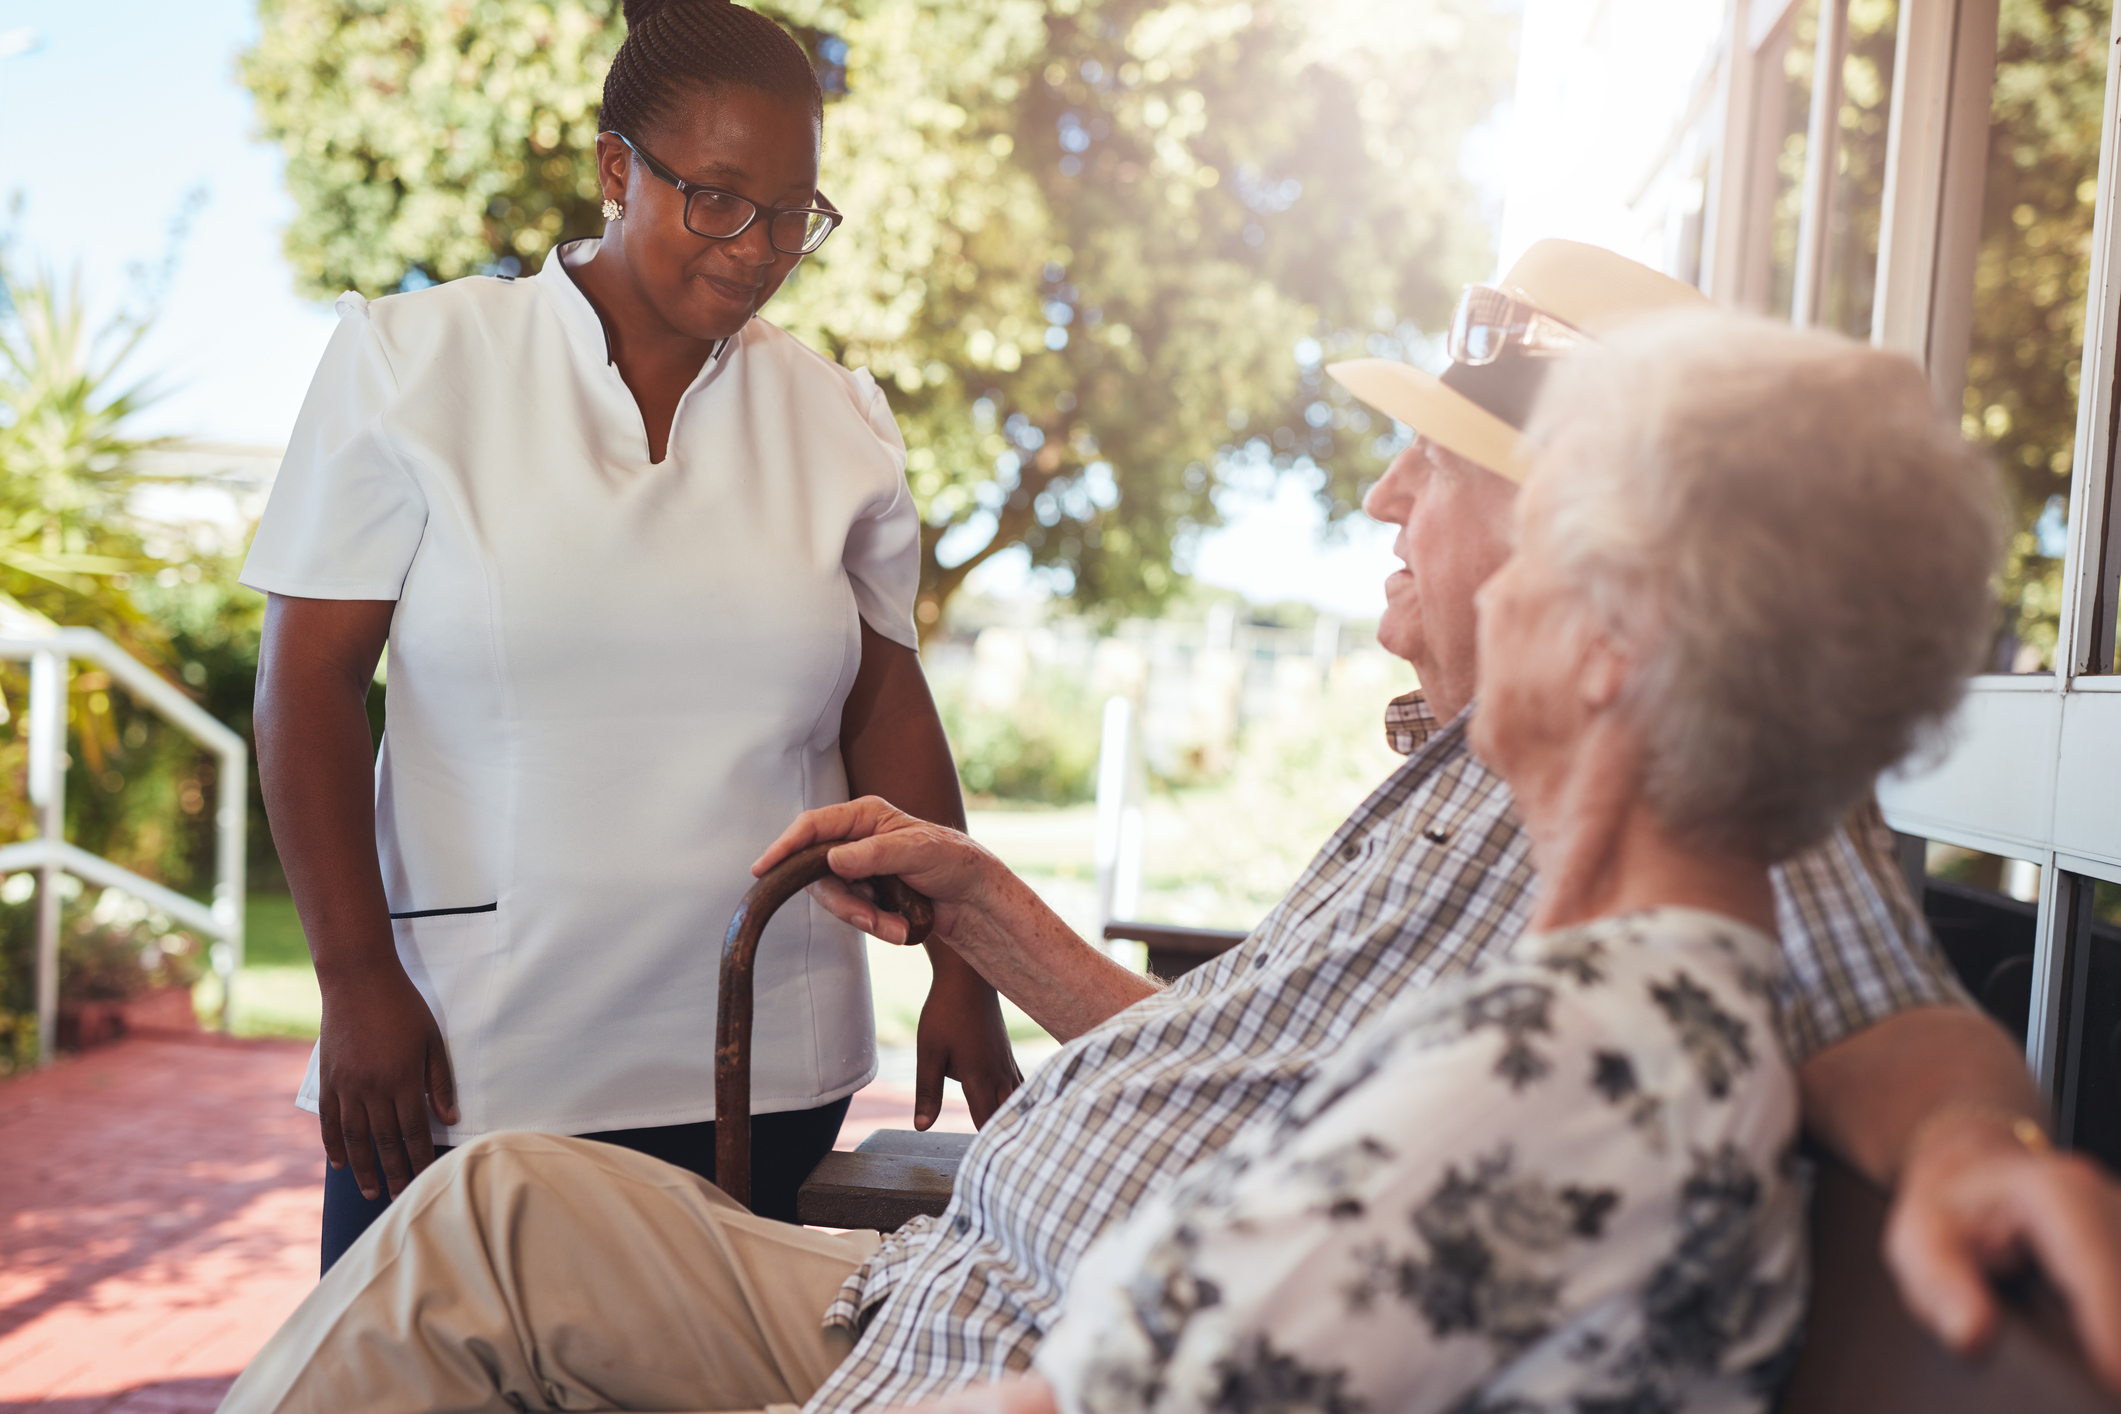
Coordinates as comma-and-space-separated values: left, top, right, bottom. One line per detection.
1384, 689, 1439, 756
537, 238, 732, 369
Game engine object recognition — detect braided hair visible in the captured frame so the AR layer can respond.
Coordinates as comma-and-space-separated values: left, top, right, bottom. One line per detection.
602, 0, 824, 137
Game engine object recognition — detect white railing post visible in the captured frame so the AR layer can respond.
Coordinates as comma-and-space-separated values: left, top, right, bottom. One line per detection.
1311, 614, 1341, 681
28, 649, 66, 1067
0, 629, 248, 1063
211, 735, 248, 1033
1093, 695, 1145, 942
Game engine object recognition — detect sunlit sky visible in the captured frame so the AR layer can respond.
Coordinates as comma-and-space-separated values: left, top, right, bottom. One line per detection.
0, 0, 1562, 621
1498, 0, 1724, 271
0, 0, 338, 449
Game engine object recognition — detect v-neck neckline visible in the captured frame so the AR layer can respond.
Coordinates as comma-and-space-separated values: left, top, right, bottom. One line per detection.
542, 240, 738, 466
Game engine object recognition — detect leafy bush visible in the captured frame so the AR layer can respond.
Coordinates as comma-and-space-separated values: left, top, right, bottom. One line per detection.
0, 877, 206, 1073
934, 665, 1102, 805
1125, 657, 1415, 928
53, 885, 205, 1001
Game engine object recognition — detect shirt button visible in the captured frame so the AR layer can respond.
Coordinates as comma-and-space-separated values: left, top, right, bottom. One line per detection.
1339, 841, 1362, 862
1423, 826, 1453, 844
953, 1213, 972, 1236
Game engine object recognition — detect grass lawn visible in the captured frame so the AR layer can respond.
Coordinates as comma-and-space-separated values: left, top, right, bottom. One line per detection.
189, 895, 324, 1039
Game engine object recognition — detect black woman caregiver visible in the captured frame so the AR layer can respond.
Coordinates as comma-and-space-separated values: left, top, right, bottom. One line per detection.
242, 0, 1021, 1272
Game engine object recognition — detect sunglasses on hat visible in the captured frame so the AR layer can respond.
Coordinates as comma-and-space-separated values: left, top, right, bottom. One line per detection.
1448, 284, 1588, 367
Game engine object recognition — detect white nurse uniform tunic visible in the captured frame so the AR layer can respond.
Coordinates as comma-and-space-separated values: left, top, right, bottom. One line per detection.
241, 238, 918, 1143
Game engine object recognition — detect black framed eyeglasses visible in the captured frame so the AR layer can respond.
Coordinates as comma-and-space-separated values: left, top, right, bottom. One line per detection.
612, 132, 843, 255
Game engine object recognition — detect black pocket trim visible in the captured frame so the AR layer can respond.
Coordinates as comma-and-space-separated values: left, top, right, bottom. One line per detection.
389, 903, 499, 920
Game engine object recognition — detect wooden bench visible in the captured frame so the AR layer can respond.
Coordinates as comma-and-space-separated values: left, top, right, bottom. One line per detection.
716, 855, 2121, 1409
1782, 1143, 2116, 1411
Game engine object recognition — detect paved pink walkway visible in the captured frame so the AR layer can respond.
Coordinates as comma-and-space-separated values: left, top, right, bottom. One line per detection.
0, 1036, 968, 1412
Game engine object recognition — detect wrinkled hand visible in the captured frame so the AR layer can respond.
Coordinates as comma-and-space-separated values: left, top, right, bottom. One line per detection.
753, 796, 1002, 944
916, 957, 1023, 1129
316, 967, 458, 1201
876, 1375, 1060, 1414
1886, 1110, 2121, 1392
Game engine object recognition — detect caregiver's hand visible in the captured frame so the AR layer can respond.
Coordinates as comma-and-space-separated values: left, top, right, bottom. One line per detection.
753, 796, 1006, 943
316, 965, 459, 1201
256, 592, 458, 1202
917, 954, 1023, 1128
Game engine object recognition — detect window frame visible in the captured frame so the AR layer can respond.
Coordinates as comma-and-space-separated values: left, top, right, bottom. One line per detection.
1702, 0, 2121, 1110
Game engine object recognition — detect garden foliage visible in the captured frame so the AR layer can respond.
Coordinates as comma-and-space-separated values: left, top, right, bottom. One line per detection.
0, 263, 264, 1066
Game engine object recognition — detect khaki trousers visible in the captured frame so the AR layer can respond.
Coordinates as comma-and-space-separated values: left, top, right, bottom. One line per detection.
218, 1132, 880, 1414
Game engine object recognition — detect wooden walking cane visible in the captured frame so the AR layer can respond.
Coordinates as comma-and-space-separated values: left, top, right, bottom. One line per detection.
714, 840, 934, 1211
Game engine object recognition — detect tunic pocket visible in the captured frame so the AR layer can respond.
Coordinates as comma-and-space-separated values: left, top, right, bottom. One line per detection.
392, 906, 504, 1137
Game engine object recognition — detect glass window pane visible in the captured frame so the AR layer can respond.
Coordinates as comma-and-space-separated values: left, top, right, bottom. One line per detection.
1962, 0, 2111, 673
1820, 0, 1898, 338
1924, 842, 2042, 1042
1763, 0, 1822, 320
2105, 413, 2121, 673
2066, 878, 2121, 1167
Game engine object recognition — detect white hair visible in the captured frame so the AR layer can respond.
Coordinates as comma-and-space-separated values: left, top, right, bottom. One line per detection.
1521, 308, 2004, 862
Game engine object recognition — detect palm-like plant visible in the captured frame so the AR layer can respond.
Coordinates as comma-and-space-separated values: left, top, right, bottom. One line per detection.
0, 263, 170, 654
0, 262, 235, 1062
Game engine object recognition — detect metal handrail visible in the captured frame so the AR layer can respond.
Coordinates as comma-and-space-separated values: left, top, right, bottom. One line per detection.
0, 629, 248, 1065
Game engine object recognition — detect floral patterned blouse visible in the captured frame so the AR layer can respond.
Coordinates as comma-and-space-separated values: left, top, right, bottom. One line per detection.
1035, 907, 1808, 1414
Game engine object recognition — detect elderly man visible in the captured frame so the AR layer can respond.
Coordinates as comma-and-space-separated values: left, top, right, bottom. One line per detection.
220, 243, 2121, 1414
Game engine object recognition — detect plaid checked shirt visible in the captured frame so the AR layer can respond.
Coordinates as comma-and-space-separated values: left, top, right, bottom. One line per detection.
802, 692, 1970, 1414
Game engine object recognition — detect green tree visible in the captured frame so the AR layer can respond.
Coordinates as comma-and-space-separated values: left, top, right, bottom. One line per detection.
241, 0, 1513, 630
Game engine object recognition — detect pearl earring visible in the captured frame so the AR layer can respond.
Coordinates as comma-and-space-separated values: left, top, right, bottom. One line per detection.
602, 198, 623, 222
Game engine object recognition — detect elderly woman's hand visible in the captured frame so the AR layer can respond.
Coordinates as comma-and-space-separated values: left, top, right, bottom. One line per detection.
753, 797, 1003, 945
1887, 1108, 2121, 1392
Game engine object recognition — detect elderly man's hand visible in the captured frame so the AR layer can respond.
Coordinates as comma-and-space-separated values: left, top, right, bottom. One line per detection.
1886, 1106, 2121, 1391
875, 1374, 1061, 1414
753, 796, 1003, 944
759, 798, 1159, 1043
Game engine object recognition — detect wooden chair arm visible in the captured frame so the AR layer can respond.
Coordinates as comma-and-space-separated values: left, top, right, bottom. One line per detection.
1102, 921, 1250, 981
716, 841, 933, 1211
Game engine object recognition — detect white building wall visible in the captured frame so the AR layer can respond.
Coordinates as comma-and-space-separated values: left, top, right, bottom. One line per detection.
1496, 0, 1729, 277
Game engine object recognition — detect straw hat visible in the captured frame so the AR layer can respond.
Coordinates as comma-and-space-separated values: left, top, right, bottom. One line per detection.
1328, 239, 1710, 480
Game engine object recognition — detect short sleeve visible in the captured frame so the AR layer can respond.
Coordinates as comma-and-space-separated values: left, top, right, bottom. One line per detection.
1770, 794, 1976, 1060
240, 293, 429, 601
841, 370, 920, 650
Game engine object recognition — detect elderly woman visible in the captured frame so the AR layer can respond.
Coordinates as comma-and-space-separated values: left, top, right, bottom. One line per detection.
843, 308, 2001, 1414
